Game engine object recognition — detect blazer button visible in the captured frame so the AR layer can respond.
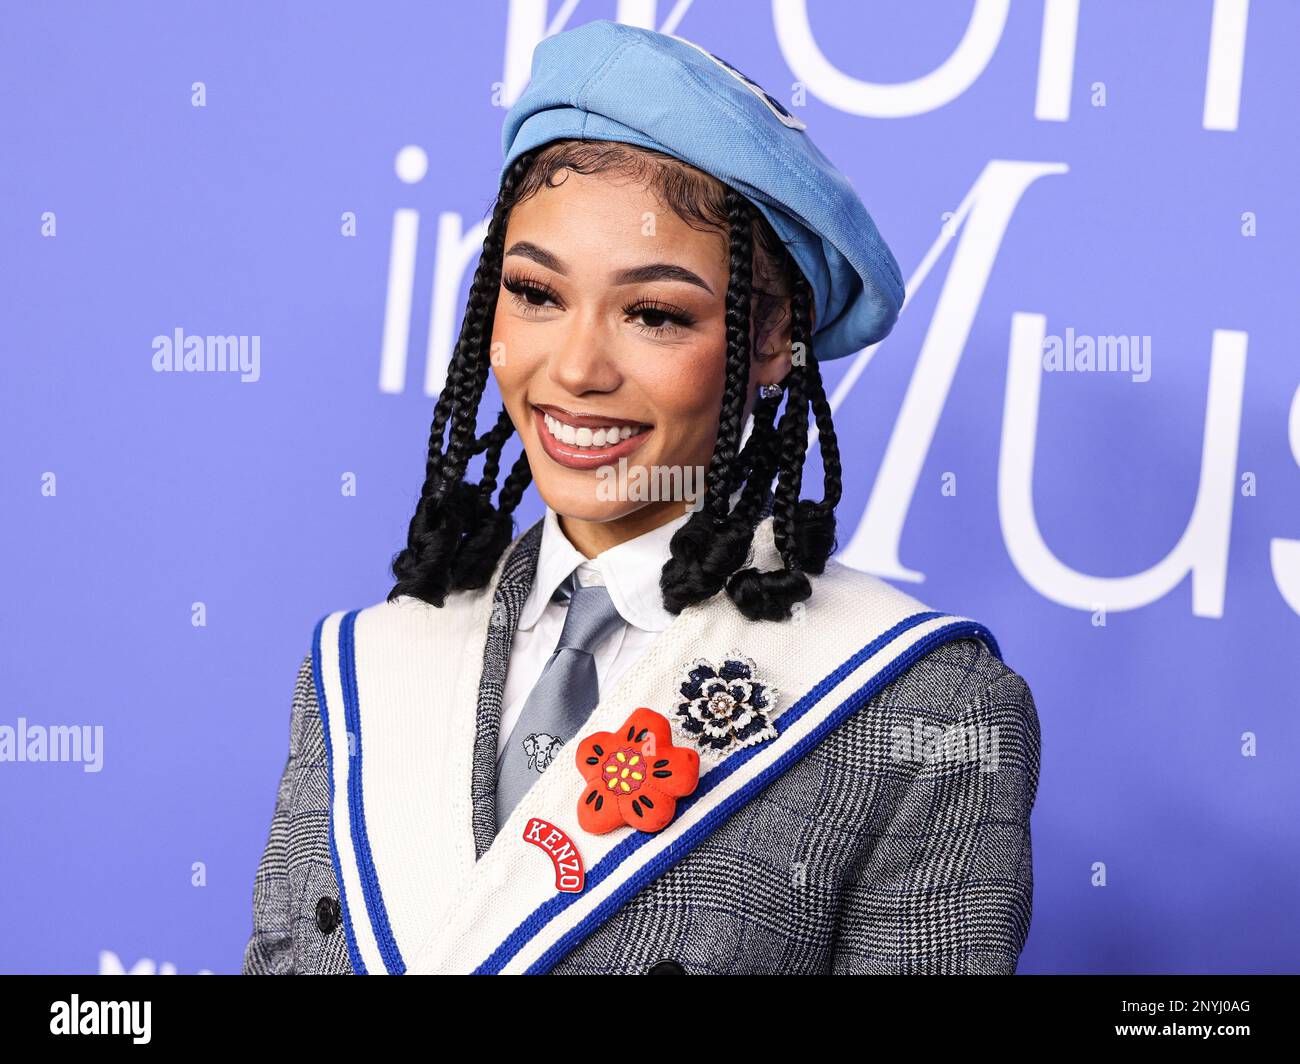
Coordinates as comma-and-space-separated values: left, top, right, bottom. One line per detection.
646, 959, 685, 975
315, 896, 341, 934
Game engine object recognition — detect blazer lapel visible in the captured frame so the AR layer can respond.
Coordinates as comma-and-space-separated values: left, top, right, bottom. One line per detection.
469, 519, 544, 858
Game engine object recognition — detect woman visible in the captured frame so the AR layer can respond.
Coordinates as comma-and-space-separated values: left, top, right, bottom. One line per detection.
243, 21, 1040, 975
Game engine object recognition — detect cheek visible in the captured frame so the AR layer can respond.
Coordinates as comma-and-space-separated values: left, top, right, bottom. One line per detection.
489, 307, 540, 406
642, 339, 727, 449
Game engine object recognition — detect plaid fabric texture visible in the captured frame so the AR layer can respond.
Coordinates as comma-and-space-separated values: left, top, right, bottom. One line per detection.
242, 519, 1041, 975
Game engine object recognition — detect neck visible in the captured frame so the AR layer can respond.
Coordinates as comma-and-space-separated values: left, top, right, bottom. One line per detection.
557, 500, 692, 559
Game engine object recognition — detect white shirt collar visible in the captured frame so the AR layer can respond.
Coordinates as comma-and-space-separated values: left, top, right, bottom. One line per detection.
517, 505, 693, 634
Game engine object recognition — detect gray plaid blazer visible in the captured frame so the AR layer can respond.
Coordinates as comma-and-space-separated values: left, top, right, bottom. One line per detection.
242, 519, 1041, 975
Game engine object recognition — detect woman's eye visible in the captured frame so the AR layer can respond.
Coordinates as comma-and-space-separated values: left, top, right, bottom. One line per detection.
627, 302, 694, 335
638, 308, 672, 329
502, 275, 560, 314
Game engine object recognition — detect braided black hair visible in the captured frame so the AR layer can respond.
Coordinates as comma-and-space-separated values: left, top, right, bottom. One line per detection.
388, 140, 844, 621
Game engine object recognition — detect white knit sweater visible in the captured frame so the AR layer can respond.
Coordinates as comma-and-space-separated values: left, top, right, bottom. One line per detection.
310, 514, 994, 974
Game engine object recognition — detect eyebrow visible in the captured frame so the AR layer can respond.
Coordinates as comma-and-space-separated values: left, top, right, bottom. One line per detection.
613, 263, 714, 295
504, 241, 715, 295
505, 241, 564, 273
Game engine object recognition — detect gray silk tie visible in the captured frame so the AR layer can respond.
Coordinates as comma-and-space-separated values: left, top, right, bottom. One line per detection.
495, 572, 624, 832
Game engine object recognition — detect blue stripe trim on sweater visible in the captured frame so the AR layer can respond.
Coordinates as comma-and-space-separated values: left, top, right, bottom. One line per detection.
337, 610, 407, 975
311, 614, 367, 976
474, 609, 991, 974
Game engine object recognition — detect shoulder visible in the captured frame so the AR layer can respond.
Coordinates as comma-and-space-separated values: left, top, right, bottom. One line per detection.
809, 555, 1026, 700
804, 554, 938, 626
865, 635, 1039, 749
823, 634, 1042, 821
285, 651, 320, 763
303, 585, 499, 689
802, 558, 1041, 787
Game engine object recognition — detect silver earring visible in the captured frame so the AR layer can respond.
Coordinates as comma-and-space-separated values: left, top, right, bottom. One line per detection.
758, 383, 782, 400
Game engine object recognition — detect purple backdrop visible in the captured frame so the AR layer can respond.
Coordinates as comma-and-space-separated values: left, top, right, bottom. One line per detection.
2, 0, 1296, 974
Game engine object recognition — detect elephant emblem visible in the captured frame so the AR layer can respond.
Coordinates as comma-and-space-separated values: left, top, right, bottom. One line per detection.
522, 732, 564, 773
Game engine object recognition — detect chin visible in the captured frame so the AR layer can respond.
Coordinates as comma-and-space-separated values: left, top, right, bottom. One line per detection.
532, 474, 648, 524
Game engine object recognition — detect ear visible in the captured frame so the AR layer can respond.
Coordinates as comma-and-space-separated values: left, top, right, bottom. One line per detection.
745, 276, 816, 413
751, 290, 794, 390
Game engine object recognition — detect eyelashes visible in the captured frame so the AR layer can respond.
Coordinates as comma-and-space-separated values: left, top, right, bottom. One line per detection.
500, 272, 698, 337
501, 272, 561, 311
628, 299, 697, 336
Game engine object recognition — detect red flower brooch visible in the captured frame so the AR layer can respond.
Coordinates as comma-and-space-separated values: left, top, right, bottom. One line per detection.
575, 708, 700, 834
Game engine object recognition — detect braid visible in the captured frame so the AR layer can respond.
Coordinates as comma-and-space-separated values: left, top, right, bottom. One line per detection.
707, 188, 755, 517
423, 162, 521, 495
497, 447, 534, 515
387, 151, 539, 605
659, 189, 761, 612
793, 339, 841, 574
661, 209, 843, 620
723, 275, 831, 621
771, 281, 812, 570
731, 388, 781, 525
476, 406, 517, 501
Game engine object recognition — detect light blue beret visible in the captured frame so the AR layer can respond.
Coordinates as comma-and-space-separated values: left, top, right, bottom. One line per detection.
499, 20, 904, 360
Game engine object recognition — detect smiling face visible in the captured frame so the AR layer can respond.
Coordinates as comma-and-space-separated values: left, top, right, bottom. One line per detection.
491, 156, 792, 555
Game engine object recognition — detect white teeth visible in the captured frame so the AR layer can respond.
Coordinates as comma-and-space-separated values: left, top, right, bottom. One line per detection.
543, 412, 645, 450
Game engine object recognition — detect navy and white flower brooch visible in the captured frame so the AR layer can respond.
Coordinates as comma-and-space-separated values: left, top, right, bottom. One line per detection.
674, 652, 779, 759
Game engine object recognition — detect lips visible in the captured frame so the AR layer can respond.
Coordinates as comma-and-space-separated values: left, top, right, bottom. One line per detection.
531, 403, 653, 470
533, 403, 650, 431
540, 410, 648, 449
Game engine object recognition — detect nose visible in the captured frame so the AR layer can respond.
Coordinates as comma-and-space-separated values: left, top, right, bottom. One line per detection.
545, 308, 622, 396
